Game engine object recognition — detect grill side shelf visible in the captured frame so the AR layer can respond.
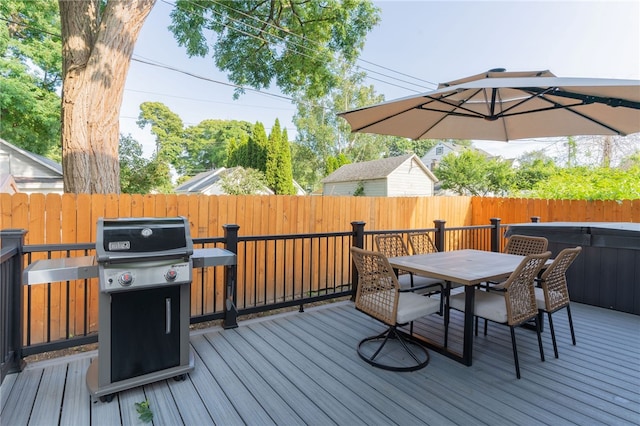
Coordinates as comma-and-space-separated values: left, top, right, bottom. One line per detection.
23, 256, 98, 285
191, 248, 236, 267
22, 248, 236, 286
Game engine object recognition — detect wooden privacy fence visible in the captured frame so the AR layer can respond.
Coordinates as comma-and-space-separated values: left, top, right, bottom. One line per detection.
470, 197, 640, 224
0, 193, 476, 245
2, 194, 638, 247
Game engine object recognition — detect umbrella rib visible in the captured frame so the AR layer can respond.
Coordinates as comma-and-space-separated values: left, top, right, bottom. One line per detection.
526, 87, 640, 110
347, 104, 421, 133
418, 90, 489, 119
517, 88, 632, 135
416, 90, 490, 139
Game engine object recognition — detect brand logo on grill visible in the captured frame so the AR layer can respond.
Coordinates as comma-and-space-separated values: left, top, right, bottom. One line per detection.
108, 241, 131, 251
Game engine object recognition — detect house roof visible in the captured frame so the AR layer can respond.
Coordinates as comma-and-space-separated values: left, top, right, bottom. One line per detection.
0, 138, 62, 176
175, 167, 277, 195
177, 167, 306, 195
321, 153, 437, 183
175, 169, 225, 193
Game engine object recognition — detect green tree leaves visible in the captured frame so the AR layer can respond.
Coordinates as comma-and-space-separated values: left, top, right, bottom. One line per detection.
527, 165, 640, 200
433, 146, 640, 200
119, 134, 172, 194
0, 0, 62, 155
229, 119, 295, 194
169, 0, 380, 98
435, 150, 513, 196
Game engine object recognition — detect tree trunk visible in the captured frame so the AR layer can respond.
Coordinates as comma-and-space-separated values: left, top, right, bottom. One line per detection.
59, 0, 156, 193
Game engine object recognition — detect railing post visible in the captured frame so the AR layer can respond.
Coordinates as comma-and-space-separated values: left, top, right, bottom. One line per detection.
350, 221, 366, 301
0, 229, 27, 382
433, 220, 446, 252
490, 218, 501, 252
222, 224, 240, 329
531, 216, 541, 223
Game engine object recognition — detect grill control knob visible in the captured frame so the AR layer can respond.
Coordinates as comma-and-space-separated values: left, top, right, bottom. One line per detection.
165, 269, 178, 282
118, 272, 133, 287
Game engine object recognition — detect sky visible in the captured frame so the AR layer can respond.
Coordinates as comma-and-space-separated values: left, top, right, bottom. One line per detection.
120, 1, 640, 160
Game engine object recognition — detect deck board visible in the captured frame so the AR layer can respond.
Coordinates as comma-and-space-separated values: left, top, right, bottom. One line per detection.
187, 348, 245, 425
59, 358, 91, 426
1, 301, 639, 426
28, 363, 66, 426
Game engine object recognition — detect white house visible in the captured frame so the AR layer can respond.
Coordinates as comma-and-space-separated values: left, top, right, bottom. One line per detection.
0, 138, 63, 194
175, 167, 306, 195
321, 153, 438, 197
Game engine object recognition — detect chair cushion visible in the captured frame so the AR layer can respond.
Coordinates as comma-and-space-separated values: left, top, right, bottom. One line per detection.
534, 287, 545, 309
396, 292, 441, 324
449, 290, 508, 323
397, 274, 462, 291
397, 274, 442, 293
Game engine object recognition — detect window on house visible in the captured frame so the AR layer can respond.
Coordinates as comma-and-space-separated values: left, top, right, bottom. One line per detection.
435, 146, 443, 155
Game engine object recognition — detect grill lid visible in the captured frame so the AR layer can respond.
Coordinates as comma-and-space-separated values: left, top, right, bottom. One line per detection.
96, 217, 193, 263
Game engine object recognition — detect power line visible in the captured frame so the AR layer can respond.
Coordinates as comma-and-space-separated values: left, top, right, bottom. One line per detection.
125, 88, 295, 111
132, 56, 294, 103
168, 0, 434, 92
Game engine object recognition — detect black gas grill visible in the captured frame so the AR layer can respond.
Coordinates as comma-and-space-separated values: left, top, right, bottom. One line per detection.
23, 216, 237, 403
87, 217, 196, 402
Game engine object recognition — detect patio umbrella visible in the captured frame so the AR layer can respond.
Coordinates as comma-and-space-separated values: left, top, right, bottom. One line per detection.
338, 69, 640, 141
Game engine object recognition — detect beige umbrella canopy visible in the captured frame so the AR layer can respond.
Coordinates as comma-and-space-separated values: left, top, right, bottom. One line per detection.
338, 69, 640, 141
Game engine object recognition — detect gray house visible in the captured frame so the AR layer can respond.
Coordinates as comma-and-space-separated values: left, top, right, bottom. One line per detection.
321, 154, 437, 197
0, 138, 63, 194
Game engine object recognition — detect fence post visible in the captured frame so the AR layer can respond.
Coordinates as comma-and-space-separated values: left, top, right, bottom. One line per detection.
433, 220, 446, 251
531, 216, 541, 223
0, 229, 27, 383
222, 224, 240, 329
350, 221, 366, 301
490, 218, 501, 252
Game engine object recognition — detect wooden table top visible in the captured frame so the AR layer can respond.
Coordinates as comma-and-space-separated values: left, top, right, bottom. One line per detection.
387, 249, 527, 286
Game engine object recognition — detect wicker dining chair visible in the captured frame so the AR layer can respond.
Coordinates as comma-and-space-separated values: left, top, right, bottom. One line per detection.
375, 234, 444, 298
535, 246, 582, 358
350, 246, 442, 371
504, 235, 549, 256
448, 251, 552, 379
479, 234, 549, 334
408, 232, 439, 255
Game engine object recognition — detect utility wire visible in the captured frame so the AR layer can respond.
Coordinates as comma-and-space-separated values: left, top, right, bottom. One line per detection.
167, 0, 434, 92
132, 56, 294, 102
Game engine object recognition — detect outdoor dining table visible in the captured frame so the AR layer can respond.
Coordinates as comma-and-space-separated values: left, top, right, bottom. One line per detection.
387, 249, 534, 366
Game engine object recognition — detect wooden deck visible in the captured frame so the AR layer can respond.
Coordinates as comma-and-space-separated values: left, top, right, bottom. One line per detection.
2, 300, 639, 425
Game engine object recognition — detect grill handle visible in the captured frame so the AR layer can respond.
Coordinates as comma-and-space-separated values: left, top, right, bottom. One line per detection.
165, 298, 171, 334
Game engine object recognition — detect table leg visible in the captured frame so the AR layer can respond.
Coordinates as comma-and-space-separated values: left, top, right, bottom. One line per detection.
444, 281, 451, 348
462, 285, 475, 366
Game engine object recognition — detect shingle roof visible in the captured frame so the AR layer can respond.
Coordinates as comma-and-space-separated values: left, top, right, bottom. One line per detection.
321, 153, 417, 183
